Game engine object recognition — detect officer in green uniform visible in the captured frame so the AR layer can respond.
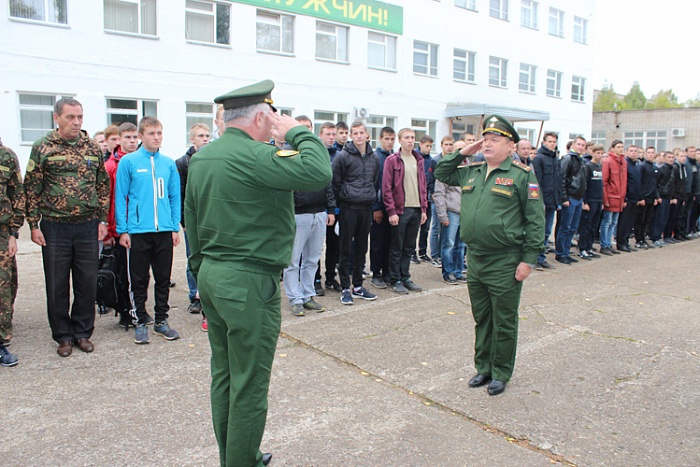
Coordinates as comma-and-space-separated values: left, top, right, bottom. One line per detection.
434, 115, 544, 396
184, 80, 332, 466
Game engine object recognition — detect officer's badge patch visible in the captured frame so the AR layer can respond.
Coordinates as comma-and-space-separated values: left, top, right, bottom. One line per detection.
491, 187, 513, 197
528, 183, 540, 199
276, 150, 299, 157
495, 178, 513, 186
0, 165, 9, 173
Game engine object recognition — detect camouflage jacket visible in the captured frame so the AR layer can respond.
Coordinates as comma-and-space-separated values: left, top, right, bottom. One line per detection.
25, 130, 109, 229
0, 145, 25, 236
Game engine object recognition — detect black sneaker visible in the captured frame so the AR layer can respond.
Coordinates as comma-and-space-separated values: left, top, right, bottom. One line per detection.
325, 280, 342, 292
118, 313, 135, 329
188, 299, 202, 314
403, 280, 422, 292
418, 254, 431, 262
555, 255, 572, 264
443, 275, 458, 285
390, 282, 409, 294
370, 276, 387, 289
351, 287, 377, 301
586, 250, 601, 258
314, 281, 325, 297
410, 254, 421, 264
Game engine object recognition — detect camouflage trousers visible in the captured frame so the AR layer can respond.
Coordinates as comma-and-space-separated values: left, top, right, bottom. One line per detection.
0, 233, 18, 342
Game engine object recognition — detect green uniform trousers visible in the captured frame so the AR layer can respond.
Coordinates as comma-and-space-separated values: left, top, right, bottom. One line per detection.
466, 250, 523, 382
198, 258, 281, 467
0, 232, 18, 342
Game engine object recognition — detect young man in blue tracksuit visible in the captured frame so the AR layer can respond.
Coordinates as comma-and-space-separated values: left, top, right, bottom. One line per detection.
115, 116, 181, 344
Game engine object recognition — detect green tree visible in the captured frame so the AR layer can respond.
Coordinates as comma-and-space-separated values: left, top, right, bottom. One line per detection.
593, 84, 623, 111
647, 89, 683, 109
622, 82, 647, 109
685, 93, 700, 108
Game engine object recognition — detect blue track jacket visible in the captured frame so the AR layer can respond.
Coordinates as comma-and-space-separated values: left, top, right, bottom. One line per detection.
115, 147, 181, 235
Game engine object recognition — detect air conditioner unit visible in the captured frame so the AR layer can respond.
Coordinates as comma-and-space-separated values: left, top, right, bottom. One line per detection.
354, 107, 369, 119
672, 128, 686, 137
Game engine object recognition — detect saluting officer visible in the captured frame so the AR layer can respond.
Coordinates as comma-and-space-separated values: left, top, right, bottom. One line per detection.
184, 80, 332, 467
434, 115, 545, 396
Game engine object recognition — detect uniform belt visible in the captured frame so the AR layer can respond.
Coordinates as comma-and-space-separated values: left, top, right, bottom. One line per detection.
468, 246, 522, 255
42, 214, 98, 224
211, 259, 281, 276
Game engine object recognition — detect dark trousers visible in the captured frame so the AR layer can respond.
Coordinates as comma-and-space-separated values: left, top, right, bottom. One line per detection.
675, 198, 689, 238
389, 207, 421, 283
323, 222, 340, 283
40, 219, 99, 343
338, 206, 372, 290
369, 209, 391, 280
687, 195, 700, 234
635, 201, 656, 243
417, 201, 432, 255
664, 199, 684, 239
650, 199, 671, 241
127, 232, 173, 324
616, 202, 638, 248
578, 202, 602, 252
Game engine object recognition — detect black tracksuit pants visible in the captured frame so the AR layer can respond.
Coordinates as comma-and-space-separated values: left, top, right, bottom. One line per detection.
127, 232, 173, 324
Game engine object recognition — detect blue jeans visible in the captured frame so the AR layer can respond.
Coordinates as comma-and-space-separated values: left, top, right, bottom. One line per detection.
283, 212, 327, 305
537, 206, 557, 263
429, 202, 441, 259
184, 230, 197, 301
440, 211, 465, 278
599, 210, 620, 249
555, 199, 583, 257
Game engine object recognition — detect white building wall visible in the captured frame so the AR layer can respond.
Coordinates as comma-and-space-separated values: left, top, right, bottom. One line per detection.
1, 0, 594, 170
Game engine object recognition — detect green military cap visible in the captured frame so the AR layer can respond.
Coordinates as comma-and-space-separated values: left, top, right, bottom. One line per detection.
482, 114, 520, 143
214, 79, 277, 112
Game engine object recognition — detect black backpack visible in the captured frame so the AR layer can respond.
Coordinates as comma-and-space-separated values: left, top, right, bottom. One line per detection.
96, 246, 129, 316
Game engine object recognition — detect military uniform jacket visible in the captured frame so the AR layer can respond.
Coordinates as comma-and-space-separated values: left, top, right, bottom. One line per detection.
24, 130, 109, 229
0, 146, 25, 237
434, 153, 545, 265
185, 126, 332, 277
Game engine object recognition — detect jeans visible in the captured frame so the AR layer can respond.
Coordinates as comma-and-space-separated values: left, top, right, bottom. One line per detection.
40, 219, 99, 343
369, 209, 391, 280
429, 202, 441, 260
283, 212, 327, 305
440, 211, 465, 278
184, 230, 197, 301
537, 206, 557, 264
599, 210, 620, 249
418, 201, 432, 256
555, 199, 583, 257
389, 207, 421, 283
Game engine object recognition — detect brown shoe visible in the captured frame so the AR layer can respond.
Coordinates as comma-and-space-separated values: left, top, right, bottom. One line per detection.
57, 341, 73, 357
75, 338, 94, 353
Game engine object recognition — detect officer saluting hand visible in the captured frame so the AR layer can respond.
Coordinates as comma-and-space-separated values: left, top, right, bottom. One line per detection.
434, 115, 545, 396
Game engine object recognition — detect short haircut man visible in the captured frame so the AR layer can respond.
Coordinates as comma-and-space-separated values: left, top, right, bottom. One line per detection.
461, 132, 475, 143
369, 126, 396, 289
24, 98, 109, 357
334, 121, 349, 151
532, 131, 562, 269
104, 124, 120, 159
116, 116, 181, 344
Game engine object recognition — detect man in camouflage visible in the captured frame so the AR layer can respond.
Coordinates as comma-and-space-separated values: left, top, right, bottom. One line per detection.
24, 98, 110, 358
0, 144, 24, 367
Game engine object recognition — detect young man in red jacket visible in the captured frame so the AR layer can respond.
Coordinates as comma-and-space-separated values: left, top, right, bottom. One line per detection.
599, 140, 628, 255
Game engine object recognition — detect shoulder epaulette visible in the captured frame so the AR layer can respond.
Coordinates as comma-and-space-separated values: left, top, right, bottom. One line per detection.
470, 161, 486, 166
512, 160, 532, 172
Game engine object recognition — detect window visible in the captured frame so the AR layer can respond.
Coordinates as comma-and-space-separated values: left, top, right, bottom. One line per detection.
10, 0, 67, 24
106, 98, 157, 125
367, 115, 397, 150
624, 132, 644, 149
453, 49, 476, 83
455, 0, 476, 10
489, 56, 508, 88
18, 93, 72, 143
256, 10, 294, 54
546, 69, 562, 97
452, 121, 475, 141
548, 7, 564, 37
574, 16, 587, 44
411, 119, 437, 148
104, 0, 157, 36
185, 0, 230, 45
571, 76, 586, 102
517, 127, 536, 145
490, 0, 508, 20
278, 108, 293, 117
185, 102, 214, 145
316, 22, 348, 62
591, 131, 605, 146
520, 0, 537, 29
367, 31, 396, 70
413, 41, 438, 76
313, 111, 349, 136
519, 63, 536, 93
625, 131, 667, 151
568, 133, 583, 141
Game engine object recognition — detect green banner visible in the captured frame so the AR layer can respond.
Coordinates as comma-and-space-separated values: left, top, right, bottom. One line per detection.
234, 0, 403, 34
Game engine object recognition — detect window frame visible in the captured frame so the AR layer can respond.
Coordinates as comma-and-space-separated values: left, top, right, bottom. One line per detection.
185, 0, 231, 46
489, 0, 508, 21
367, 31, 397, 71
413, 40, 439, 77
185, 102, 215, 146
367, 114, 398, 150
453, 48, 476, 83
591, 131, 605, 146
548, 7, 564, 37
489, 56, 508, 88
571, 76, 586, 102
104, 0, 158, 37
518, 63, 536, 93
105, 97, 158, 126
454, 0, 477, 11
520, 0, 538, 29
9, 0, 68, 26
18, 92, 74, 144
256, 9, 295, 55
313, 110, 349, 137
315, 20, 349, 63
546, 69, 562, 98
410, 118, 437, 150
574, 16, 588, 44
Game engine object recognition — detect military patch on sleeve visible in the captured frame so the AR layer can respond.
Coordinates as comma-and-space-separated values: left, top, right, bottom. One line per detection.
528, 183, 540, 200
26, 159, 36, 172
0, 165, 10, 173
276, 150, 299, 157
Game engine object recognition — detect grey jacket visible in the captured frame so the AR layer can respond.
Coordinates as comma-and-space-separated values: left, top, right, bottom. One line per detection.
433, 179, 462, 222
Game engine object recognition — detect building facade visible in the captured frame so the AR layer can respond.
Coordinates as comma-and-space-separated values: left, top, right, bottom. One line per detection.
2, 0, 594, 169
592, 108, 700, 152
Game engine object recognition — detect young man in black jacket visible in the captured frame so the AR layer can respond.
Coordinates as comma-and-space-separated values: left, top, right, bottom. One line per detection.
635, 147, 660, 249
578, 145, 604, 259
532, 132, 562, 269
554, 136, 587, 264
616, 145, 642, 252
650, 152, 676, 246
